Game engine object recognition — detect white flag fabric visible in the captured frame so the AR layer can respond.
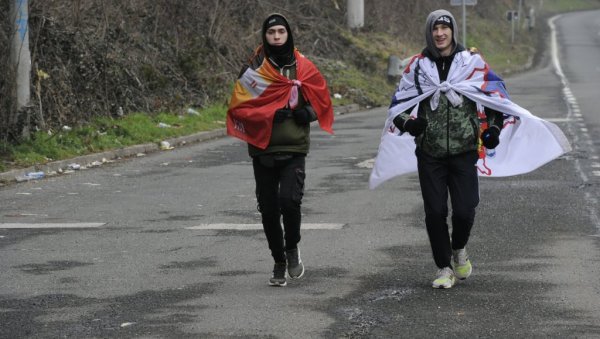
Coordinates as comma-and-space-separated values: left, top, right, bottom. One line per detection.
369, 51, 571, 189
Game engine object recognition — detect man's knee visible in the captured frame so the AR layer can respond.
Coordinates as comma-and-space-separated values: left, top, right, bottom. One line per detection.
280, 166, 305, 211
279, 196, 301, 214
452, 208, 475, 225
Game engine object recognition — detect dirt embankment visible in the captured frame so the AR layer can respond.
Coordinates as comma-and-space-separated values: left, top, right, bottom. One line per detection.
0, 0, 540, 142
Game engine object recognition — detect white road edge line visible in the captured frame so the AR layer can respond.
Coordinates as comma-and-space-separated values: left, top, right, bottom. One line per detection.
550, 14, 600, 236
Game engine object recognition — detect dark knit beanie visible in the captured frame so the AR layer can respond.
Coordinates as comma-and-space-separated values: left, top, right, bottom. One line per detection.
265, 15, 288, 30
261, 14, 295, 66
434, 15, 454, 31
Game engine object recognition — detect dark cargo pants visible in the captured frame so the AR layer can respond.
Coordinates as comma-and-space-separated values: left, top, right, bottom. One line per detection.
252, 154, 306, 263
416, 149, 480, 269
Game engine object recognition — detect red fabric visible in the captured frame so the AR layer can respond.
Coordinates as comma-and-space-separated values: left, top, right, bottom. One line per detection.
227, 49, 333, 149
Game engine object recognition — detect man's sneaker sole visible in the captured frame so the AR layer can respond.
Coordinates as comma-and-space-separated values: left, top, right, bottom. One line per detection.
288, 265, 304, 279
286, 248, 304, 279
453, 249, 472, 280
432, 276, 456, 289
454, 260, 472, 280
432, 267, 457, 289
268, 280, 287, 287
269, 263, 287, 286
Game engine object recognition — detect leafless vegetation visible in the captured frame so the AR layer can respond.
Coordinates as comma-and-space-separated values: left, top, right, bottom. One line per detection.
0, 0, 519, 142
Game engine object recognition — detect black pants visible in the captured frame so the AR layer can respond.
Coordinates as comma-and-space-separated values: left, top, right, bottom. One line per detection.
252, 154, 306, 263
416, 149, 480, 269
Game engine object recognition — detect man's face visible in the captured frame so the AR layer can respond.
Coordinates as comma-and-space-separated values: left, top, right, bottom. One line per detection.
265, 25, 288, 46
432, 24, 453, 56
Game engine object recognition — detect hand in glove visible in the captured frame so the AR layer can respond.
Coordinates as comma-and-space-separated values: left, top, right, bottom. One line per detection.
273, 108, 292, 123
392, 115, 404, 130
481, 126, 501, 149
292, 107, 312, 125
394, 116, 427, 137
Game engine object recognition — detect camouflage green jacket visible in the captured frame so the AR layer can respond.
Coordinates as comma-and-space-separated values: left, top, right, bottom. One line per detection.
398, 94, 481, 158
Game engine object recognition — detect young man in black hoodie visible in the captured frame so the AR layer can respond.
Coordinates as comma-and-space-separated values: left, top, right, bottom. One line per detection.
229, 14, 334, 287
391, 10, 504, 289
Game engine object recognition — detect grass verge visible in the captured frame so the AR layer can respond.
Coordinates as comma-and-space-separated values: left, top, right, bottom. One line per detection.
0, 105, 226, 171
2, 0, 599, 174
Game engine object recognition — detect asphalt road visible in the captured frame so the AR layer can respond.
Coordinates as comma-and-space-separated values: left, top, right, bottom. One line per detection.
1, 10, 599, 338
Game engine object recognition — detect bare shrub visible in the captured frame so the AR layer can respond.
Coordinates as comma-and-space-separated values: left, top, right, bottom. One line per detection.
0, 0, 513, 142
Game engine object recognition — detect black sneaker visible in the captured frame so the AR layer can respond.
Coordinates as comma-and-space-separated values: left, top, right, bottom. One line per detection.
269, 262, 287, 286
286, 248, 305, 279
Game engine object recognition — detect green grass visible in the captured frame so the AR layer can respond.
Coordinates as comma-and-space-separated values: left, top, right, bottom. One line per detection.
465, 13, 534, 75
2, 0, 599, 174
0, 104, 226, 171
321, 59, 396, 108
540, 0, 600, 12
321, 29, 408, 108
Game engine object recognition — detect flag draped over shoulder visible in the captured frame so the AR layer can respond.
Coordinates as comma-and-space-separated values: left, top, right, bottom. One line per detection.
227, 48, 334, 149
369, 50, 572, 189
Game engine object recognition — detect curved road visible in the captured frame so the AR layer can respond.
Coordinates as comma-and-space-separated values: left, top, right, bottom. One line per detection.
0, 9, 599, 338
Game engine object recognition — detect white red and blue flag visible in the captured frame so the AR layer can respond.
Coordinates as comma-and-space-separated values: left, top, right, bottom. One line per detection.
370, 50, 571, 189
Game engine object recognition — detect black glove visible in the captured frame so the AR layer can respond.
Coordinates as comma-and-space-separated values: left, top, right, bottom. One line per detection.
273, 108, 292, 123
392, 115, 404, 130
395, 116, 427, 137
292, 107, 312, 125
481, 126, 501, 149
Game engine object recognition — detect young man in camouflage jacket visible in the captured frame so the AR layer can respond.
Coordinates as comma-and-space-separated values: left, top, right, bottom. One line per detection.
392, 10, 503, 289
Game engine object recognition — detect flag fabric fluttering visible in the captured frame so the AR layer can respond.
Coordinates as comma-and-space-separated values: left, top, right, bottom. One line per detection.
227, 48, 333, 150
370, 50, 571, 189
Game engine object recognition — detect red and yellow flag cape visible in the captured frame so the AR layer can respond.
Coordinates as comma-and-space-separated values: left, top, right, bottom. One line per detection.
227, 48, 334, 149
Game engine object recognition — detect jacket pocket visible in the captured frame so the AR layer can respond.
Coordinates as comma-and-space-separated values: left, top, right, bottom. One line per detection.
292, 167, 306, 204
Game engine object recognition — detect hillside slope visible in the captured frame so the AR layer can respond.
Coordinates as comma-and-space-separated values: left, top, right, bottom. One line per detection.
0, 0, 599, 154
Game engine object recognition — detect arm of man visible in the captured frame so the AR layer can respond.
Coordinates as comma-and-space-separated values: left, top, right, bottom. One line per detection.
392, 105, 427, 136
486, 107, 505, 130
481, 107, 504, 149
292, 104, 317, 125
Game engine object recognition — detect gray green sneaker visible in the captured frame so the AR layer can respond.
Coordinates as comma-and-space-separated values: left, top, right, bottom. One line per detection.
286, 248, 305, 279
269, 262, 287, 287
453, 248, 472, 280
432, 267, 456, 289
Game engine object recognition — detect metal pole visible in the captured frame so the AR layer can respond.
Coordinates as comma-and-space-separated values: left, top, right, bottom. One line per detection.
10, 0, 31, 111
10, 0, 32, 137
347, 0, 364, 29
511, 12, 515, 44
462, 0, 467, 46
518, 0, 523, 31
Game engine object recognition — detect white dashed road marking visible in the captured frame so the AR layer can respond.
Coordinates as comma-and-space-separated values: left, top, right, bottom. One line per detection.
0, 223, 105, 229
545, 118, 572, 123
187, 223, 345, 230
356, 159, 375, 169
